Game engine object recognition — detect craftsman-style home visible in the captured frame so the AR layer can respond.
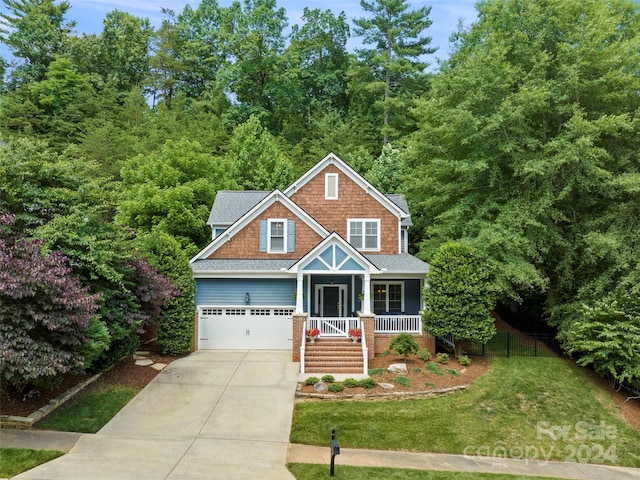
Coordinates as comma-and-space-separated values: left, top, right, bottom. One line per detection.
190, 153, 434, 373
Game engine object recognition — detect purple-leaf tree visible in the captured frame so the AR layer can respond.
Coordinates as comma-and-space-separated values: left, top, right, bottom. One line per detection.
0, 214, 101, 392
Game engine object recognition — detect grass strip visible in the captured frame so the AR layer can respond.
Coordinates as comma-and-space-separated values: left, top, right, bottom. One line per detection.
287, 463, 568, 479
0, 448, 63, 477
36, 385, 136, 433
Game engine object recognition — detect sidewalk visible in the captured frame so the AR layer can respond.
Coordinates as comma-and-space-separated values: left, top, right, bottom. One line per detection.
287, 443, 640, 480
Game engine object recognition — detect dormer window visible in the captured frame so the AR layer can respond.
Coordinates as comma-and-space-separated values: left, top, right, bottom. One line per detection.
325, 173, 338, 200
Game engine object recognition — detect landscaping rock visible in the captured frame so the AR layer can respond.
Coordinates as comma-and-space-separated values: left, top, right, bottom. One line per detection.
388, 363, 408, 374
313, 381, 328, 392
379, 383, 395, 389
151, 363, 167, 371
135, 359, 154, 367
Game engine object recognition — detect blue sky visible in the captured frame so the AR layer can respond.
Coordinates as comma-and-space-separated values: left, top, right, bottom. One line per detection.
57, 0, 478, 67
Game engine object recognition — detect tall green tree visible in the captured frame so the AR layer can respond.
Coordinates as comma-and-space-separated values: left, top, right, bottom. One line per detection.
352, 0, 435, 144
406, 0, 640, 375
0, 0, 75, 86
117, 138, 237, 251
422, 242, 497, 357
225, 115, 294, 190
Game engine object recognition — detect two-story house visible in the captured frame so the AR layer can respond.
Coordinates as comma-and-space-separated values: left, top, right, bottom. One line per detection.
190, 153, 434, 373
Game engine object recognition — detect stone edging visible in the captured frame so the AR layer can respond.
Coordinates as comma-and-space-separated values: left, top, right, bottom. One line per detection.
1, 372, 103, 429
295, 384, 468, 401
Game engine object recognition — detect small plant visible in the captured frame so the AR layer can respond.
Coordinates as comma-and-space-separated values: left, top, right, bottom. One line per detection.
328, 383, 344, 393
436, 352, 449, 364
417, 348, 432, 363
426, 361, 444, 375
305, 328, 320, 338
413, 367, 423, 374
321, 375, 335, 383
458, 355, 472, 366
359, 378, 377, 389
348, 328, 362, 339
304, 377, 320, 386
424, 382, 437, 389
394, 375, 410, 387
343, 378, 360, 388
380, 349, 391, 357
388, 332, 420, 362
368, 368, 385, 376
446, 368, 460, 376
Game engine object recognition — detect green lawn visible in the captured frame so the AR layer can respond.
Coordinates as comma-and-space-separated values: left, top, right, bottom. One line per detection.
287, 464, 568, 479
291, 357, 640, 467
0, 448, 63, 477
36, 385, 136, 433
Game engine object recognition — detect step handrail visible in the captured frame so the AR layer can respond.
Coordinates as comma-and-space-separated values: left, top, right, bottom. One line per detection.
300, 320, 306, 374
361, 322, 368, 375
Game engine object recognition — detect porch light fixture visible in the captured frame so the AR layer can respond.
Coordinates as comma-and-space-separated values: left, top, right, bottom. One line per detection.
245, 292, 250, 304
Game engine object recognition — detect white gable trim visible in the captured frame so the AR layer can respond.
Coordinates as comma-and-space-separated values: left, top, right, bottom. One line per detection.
288, 232, 380, 274
190, 190, 328, 262
284, 152, 408, 220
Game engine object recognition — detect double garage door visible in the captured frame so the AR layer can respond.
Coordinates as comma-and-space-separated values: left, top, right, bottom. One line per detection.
198, 306, 294, 350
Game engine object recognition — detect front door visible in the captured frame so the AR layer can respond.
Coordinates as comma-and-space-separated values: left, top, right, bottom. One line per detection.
318, 285, 347, 317
323, 286, 340, 317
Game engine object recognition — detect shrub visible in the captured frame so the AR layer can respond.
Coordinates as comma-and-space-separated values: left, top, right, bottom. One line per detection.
388, 333, 420, 362
394, 375, 410, 387
458, 355, 472, 366
321, 375, 335, 383
304, 377, 320, 386
328, 383, 344, 393
418, 348, 432, 363
359, 378, 377, 389
446, 368, 460, 376
413, 367, 423, 373
343, 378, 360, 388
427, 362, 444, 375
424, 382, 437, 388
368, 368, 385, 376
436, 352, 449, 364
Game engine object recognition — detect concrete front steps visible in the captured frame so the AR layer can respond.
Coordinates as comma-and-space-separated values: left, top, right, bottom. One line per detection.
304, 338, 364, 374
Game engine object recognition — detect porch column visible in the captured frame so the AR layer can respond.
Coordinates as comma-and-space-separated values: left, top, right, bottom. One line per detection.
363, 272, 371, 314
296, 272, 304, 313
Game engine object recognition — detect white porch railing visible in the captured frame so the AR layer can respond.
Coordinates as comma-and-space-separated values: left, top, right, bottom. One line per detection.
308, 317, 360, 337
374, 315, 421, 334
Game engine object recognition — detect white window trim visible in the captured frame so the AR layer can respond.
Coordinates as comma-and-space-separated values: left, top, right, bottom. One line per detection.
325, 173, 338, 200
347, 218, 381, 252
372, 281, 404, 313
267, 218, 287, 254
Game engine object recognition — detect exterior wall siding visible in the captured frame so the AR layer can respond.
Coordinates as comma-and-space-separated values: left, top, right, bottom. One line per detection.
290, 165, 400, 254
209, 202, 323, 259
195, 278, 296, 306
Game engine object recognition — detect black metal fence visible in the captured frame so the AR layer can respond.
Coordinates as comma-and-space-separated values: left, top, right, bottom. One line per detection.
458, 332, 562, 358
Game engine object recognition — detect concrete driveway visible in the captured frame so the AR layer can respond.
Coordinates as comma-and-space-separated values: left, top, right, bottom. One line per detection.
16, 350, 300, 480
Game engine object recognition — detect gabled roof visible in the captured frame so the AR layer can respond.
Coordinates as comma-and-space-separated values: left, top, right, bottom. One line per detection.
364, 253, 429, 274
288, 232, 380, 274
207, 190, 270, 226
284, 152, 409, 221
191, 190, 329, 262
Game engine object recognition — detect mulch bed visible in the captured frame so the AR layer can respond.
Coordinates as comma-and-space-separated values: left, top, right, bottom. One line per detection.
297, 354, 490, 398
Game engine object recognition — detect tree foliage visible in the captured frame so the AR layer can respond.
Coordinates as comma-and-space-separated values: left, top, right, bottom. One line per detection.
422, 242, 497, 357
0, 214, 101, 392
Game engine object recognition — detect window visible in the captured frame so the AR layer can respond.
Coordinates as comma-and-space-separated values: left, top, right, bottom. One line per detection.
348, 219, 380, 251
269, 219, 285, 253
373, 282, 403, 314
325, 173, 338, 199
260, 219, 294, 253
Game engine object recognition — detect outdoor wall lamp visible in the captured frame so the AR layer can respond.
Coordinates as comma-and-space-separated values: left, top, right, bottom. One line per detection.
245, 292, 250, 304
